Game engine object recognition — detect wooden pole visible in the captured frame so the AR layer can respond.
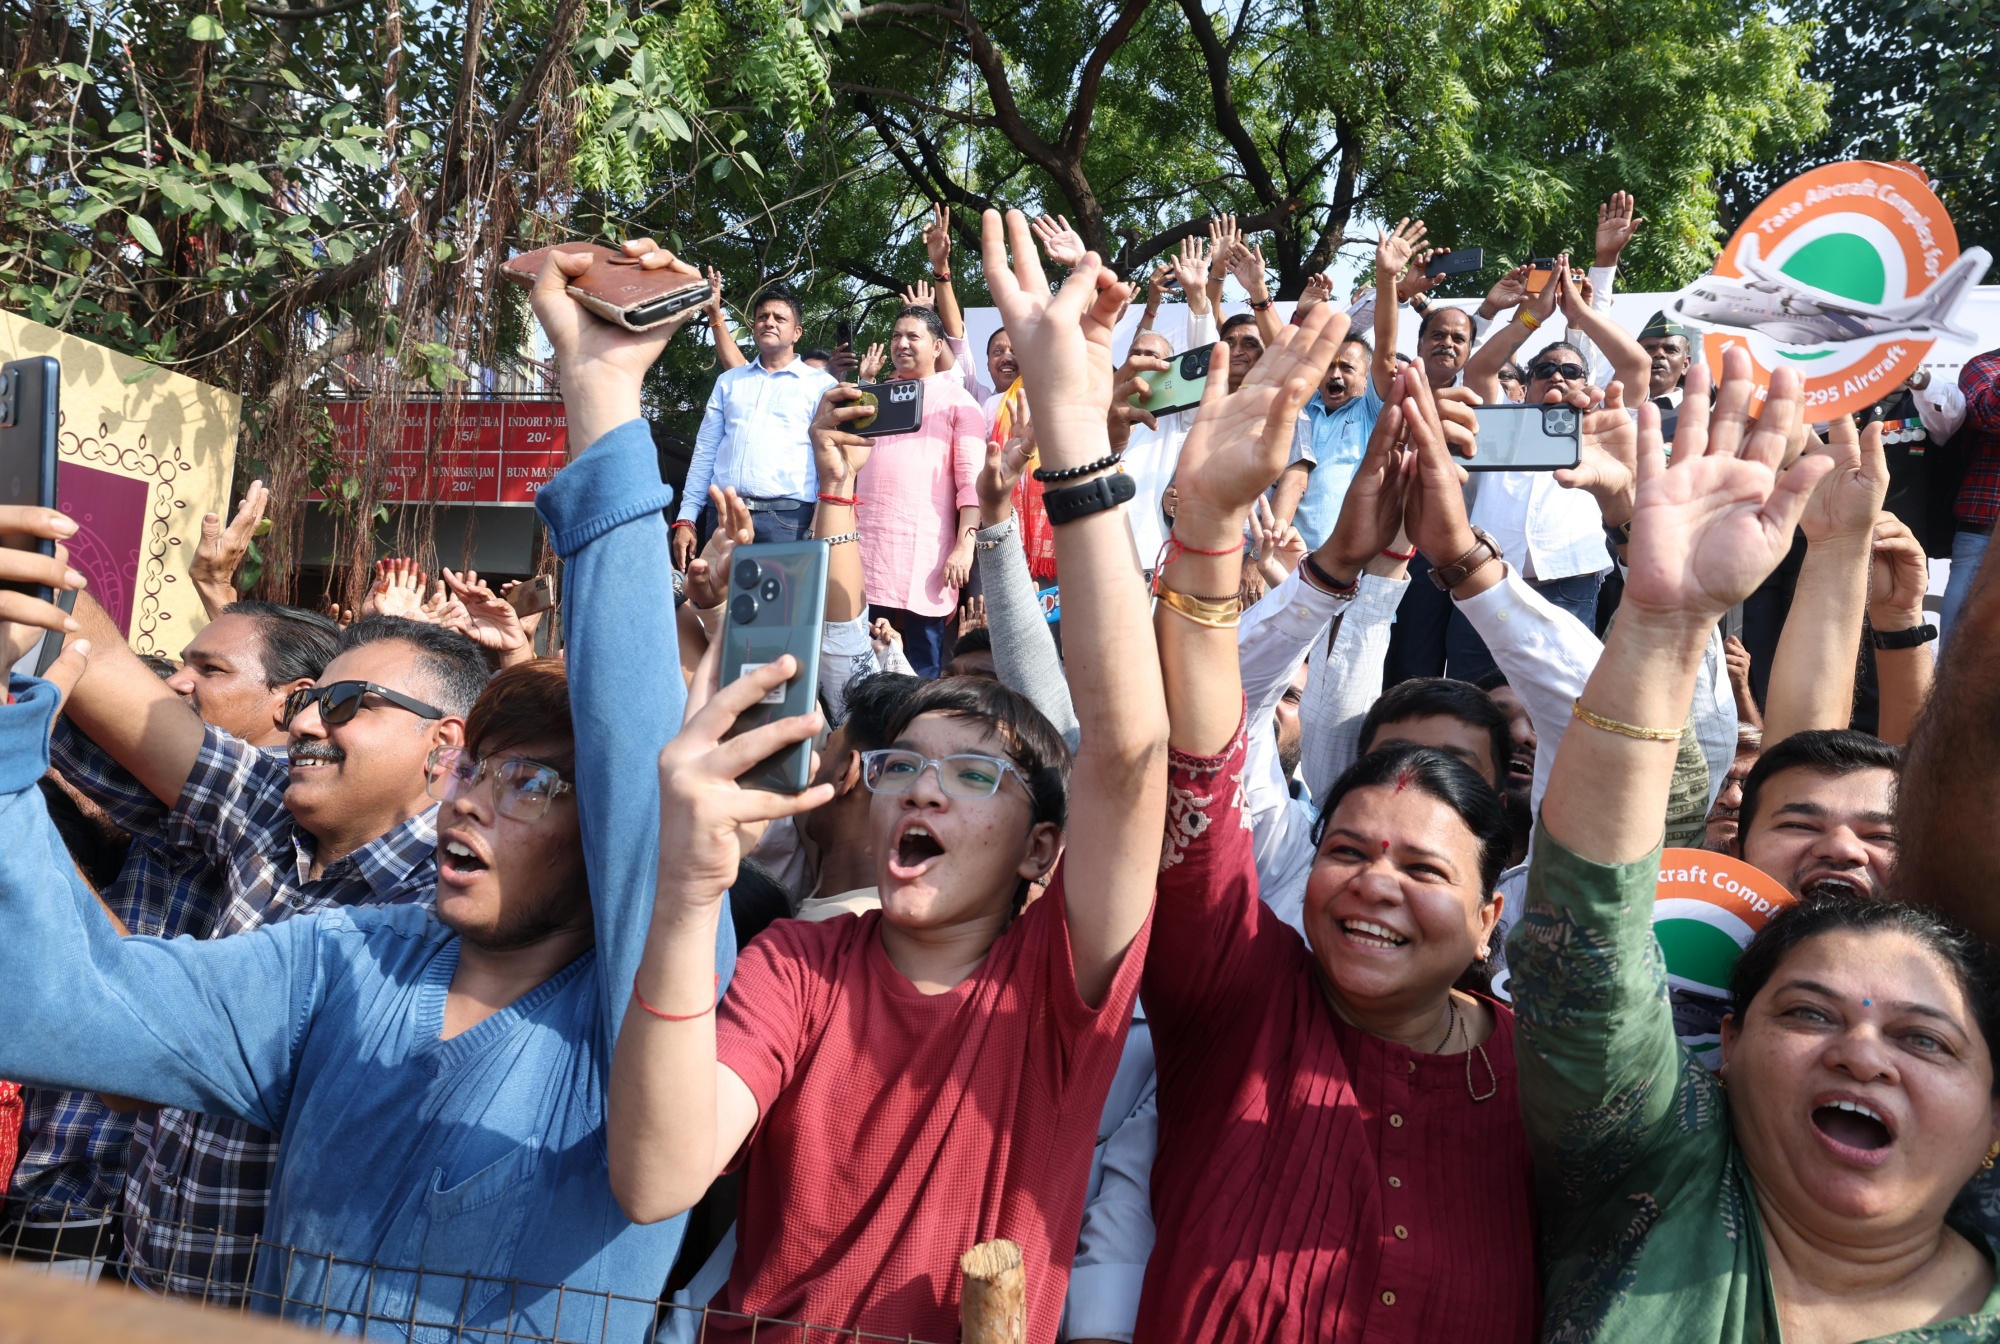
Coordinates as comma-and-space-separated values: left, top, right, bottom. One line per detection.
958, 1239, 1025, 1344
0, 1262, 320, 1344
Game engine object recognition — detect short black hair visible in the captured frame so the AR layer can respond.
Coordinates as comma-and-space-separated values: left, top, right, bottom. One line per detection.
333, 616, 490, 718
948, 626, 993, 662
1527, 341, 1586, 372
1472, 668, 1510, 693
799, 347, 833, 364
894, 305, 944, 339
1312, 744, 1512, 897
1358, 678, 1511, 790
1738, 729, 1900, 838
1417, 305, 1474, 343
1220, 313, 1260, 337
884, 676, 1070, 829
223, 600, 341, 689
1731, 892, 2000, 1093
754, 285, 803, 325
837, 672, 923, 750
986, 327, 1012, 352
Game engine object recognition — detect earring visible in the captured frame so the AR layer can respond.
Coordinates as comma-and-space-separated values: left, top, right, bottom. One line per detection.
1983, 1141, 1999, 1173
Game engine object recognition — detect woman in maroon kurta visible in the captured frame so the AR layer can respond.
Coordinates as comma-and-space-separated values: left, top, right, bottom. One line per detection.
1142, 360, 1538, 1344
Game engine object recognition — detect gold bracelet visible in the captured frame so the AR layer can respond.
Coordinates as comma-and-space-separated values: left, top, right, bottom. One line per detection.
1518, 308, 1543, 331
1570, 698, 1682, 742
1157, 587, 1243, 629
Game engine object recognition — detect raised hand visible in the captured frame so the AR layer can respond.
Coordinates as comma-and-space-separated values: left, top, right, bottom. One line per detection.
1146, 264, 1172, 309
1207, 214, 1239, 282
869, 617, 904, 658
1796, 413, 1888, 545
977, 424, 1035, 528
704, 265, 726, 315
441, 568, 530, 660
363, 558, 428, 621
1483, 263, 1533, 315
191, 479, 269, 612
901, 279, 936, 310
1397, 250, 1446, 304
810, 385, 877, 492
1170, 236, 1211, 296
958, 594, 989, 633
1395, 369, 1481, 567
1376, 218, 1429, 289
979, 208, 1128, 467
1521, 253, 1566, 325
1595, 190, 1644, 265
1622, 350, 1832, 622
924, 201, 953, 273
1171, 304, 1350, 542
1030, 213, 1088, 269
684, 488, 755, 611
1297, 272, 1334, 313
1323, 370, 1422, 571
856, 342, 886, 383
1868, 512, 1930, 629
1555, 380, 1642, 528
498, 580, 545, 638
531, 238, 704, 449
1109, 349, 1168, 451
1228, 240, 1269, 297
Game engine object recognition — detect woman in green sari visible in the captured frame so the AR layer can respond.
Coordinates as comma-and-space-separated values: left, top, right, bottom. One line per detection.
1510, 348, 2000, 1344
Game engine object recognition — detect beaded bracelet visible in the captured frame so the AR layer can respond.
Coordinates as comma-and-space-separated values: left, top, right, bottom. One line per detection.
813, 531, 859, 546
1032, 452, 1122, 484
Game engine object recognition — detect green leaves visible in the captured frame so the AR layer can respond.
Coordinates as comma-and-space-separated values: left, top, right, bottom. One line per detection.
126, 213, 164, 256
187, 14, 226, 41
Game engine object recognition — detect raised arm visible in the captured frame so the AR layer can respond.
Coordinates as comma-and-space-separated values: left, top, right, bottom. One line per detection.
706, 268, 747, 372
971, 423, 1080, 747
189, 480, 269, 620
1866, 512, 1935, 744
924, 202, 968, 344
1229, 240, 1284, 347
1760, 416, 1887, 744
1555, 264, 1649, 403
808, 386, 874, 623
984, 208, 1168, 1008
1463, 255, 1564, 403
59, 589, 207, 808
1371, 220, 1426, 398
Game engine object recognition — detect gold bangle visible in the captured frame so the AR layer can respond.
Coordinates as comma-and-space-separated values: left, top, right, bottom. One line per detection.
1157, 587, 1243, 629
1570, 698, 1682, 742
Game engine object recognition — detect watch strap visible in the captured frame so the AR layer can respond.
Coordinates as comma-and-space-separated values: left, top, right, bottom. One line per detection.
1870, 622, 1938, 650
1043, 471, 1136, 525
1429, 527, 1503, 591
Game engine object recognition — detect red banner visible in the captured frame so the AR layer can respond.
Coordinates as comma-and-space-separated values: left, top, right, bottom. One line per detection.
312, 400, 570, 506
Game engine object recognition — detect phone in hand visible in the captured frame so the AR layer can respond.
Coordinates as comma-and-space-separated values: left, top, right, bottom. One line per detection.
1464, 403, 1581, 472
719, 541, 830, 792
499, 243, 712, 331
1129, 347, 1212, 417
1426, 247, 1485, 279
0, 358, 60, 602
835, 319, 855, 350
1525, 257, 1557, 296
506, 574, 556, 617
850, 379, 925, 438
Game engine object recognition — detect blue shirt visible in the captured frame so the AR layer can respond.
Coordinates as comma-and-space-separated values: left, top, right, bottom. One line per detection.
678, 356, 837, 521
1290, 383, 1384, 550
0, 420, 731, 1337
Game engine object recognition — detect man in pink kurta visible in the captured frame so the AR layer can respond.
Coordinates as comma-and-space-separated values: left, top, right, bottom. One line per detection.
857, 304, 985, 677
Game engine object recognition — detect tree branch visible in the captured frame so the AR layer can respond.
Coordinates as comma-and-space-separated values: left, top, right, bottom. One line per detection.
243, 0, 370, 18
833, 83, 997, 129
1059, 0, 1154, 156
1172, 0, 1282, 207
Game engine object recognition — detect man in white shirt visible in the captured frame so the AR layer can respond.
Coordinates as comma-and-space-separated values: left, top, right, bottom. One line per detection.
671, 285, 836, 568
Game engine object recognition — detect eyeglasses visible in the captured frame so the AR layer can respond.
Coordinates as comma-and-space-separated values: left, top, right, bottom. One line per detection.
283, 680, 444, 729
426, 747, 573, 821
861, 749, 1024, 800
1528, 362, 1587, 382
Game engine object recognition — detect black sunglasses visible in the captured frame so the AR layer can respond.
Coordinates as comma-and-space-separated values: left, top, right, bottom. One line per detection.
1529, 362, 1587, 382
283, 680, 445, 729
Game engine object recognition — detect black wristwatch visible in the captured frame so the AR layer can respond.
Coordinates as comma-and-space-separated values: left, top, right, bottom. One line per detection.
1043, 471, 1136, 526
1870, 622, 1938, 650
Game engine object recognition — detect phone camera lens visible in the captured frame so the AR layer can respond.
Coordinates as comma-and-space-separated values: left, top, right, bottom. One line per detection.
733, 559, 761, 589
1544, 407, 1576, 435
760, 577, 782, 603
730, 594, 758, 625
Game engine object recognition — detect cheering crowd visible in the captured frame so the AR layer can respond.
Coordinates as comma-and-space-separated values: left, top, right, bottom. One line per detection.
1, 195, 2000, 1344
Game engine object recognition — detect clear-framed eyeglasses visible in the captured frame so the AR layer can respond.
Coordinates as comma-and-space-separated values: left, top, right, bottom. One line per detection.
860, 749, 1024, 800
425, 747, 573, 822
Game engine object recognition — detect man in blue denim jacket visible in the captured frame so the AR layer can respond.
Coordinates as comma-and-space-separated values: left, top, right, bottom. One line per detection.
0, 239, 729, 1339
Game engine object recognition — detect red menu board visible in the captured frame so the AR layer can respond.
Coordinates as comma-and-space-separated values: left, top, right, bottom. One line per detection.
312, 400, 570, 506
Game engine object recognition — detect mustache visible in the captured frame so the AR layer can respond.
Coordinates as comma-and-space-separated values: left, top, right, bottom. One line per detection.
289, 741, 347, 767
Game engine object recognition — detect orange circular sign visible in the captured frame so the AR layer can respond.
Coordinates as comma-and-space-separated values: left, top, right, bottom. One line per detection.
1674, 161, 1985, 422
1653, 848, 1797, 1066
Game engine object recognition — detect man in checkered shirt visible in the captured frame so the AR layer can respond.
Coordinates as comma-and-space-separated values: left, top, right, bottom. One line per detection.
1940, 346, 2000, 647
48, 599, 487, 1301
9, 604, 337, 1270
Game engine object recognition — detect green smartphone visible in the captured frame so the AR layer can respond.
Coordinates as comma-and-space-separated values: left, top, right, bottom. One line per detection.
1129, 346, 1213, 418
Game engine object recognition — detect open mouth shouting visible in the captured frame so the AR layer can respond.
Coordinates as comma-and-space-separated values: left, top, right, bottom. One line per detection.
1340, 918, 1409, 950
438, 830, 492, 884
889, 819, 947, 882
1798, 869, 1873, 901
1809, 1094, 1896, 1163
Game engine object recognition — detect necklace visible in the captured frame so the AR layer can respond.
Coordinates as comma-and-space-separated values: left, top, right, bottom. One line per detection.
1429, 994, 1458, 1053
1460, 998, 1498, 1103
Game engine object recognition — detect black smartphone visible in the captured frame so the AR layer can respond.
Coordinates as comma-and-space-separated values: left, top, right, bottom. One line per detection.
1426, 247, 1485, 278
1129, 347, 1213, 417
835, 319, 855, 349
719, 540, 830, 792
1465, 403, 1581, 472
851, 379, 925, 438
0, 357, 60, 601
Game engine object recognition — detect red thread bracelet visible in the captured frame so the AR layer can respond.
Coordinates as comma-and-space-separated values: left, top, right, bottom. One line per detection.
632, 973, 720, 1022
817, 493, 861, 507
1381, 546, 1418, 561
1150, 530, 1247, 594
670, 520, 696, 531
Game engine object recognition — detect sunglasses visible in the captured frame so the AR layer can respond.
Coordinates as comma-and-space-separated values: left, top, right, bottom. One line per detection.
861, 749, 1024, 800
426, 747, 572, 822
1529, 362, 1587, 382
283, 680, 445, 729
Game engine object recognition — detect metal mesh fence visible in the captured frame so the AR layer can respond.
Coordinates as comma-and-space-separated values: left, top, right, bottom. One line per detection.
0, 1193, 943, 1343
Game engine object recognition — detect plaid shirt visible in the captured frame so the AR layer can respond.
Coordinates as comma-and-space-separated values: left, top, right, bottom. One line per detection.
1953, 350, 2000, 527
115, 724, 439, 1301
9, 728, 236, 1216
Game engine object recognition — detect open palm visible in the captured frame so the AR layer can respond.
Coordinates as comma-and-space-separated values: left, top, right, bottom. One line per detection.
1622, 354, 1831, 620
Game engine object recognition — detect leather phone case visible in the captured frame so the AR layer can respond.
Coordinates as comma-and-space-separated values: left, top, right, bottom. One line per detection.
500, 243, 712, 331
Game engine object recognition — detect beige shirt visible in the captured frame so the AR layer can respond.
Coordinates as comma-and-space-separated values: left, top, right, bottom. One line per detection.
795, 887, 880, 923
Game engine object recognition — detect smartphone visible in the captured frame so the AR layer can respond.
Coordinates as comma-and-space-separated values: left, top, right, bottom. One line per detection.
500, 243, 711, 331
835, 319, 855, 349
506, 573, 556, 617
719, 540, 829, 792
0, 357, 60, 602
1465, 403, 1581, 472
1129, 346, 1212, 417
1426, 247, 1485, 278
1525, 257, 1556, 296
851, 379, 925, 438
